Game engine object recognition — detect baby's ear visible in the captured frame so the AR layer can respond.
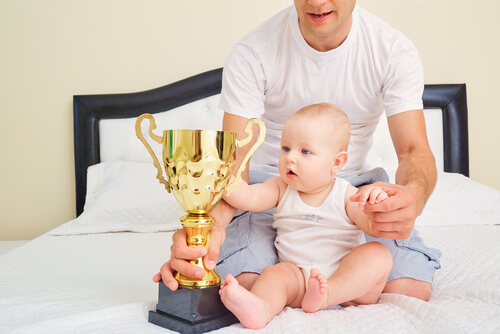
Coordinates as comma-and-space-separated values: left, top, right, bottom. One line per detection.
331, 151, 348, 174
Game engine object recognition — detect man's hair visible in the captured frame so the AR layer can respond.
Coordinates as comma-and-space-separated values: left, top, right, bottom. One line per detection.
292, 103, 351, 151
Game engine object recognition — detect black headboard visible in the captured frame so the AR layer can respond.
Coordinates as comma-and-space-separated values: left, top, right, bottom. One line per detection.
73, 68, 468, 216
422, 84, 469, 178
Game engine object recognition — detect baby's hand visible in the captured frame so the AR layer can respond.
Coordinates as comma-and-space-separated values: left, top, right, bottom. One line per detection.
351, 185, 388, 210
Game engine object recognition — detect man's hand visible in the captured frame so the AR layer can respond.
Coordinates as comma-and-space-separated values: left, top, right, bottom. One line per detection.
350, 181, 419, 240
368, 109, 437, 240
152, 222, 227, 291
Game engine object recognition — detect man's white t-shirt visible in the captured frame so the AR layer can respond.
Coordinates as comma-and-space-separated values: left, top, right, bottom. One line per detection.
219, 5, 424, 179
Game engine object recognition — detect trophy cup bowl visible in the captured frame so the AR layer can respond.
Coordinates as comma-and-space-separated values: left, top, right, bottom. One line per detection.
135, 113, 265, 333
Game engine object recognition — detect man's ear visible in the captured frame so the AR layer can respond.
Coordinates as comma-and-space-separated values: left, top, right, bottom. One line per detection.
331, 151, 348, 174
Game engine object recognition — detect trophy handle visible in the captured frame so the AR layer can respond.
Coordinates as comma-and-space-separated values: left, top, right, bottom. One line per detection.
135, 113, 171, 193
225, 118, 266, 196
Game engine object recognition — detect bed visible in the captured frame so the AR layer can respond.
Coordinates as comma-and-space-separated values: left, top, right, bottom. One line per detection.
1, 68, 499, 333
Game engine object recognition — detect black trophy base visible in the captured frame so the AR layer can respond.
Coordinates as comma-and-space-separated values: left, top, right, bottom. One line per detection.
149, 281, 238, 333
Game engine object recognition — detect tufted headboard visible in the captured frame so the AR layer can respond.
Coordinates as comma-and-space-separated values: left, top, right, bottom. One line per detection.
73, 68, 468, 216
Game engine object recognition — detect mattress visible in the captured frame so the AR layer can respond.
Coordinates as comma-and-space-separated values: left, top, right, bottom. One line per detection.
1, 224, 499, 333
2, 169, 500, 333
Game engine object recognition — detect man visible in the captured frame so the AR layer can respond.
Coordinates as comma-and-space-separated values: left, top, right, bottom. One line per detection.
154, 0, 441, 301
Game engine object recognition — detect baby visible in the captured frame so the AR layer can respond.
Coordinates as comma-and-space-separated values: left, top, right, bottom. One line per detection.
220, 103, 393, 329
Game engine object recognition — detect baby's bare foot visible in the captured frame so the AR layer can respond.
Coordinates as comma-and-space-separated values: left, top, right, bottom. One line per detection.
302, 268, 328, 313
219, 274, 270, 329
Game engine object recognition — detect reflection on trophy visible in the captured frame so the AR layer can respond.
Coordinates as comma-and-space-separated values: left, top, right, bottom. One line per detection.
135, 113, 266, 333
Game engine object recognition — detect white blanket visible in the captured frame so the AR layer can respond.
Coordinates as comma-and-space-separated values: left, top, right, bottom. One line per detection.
1, 225, 499, 333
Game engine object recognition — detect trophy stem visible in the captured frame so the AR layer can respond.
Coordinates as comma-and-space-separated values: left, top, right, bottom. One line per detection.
175, 212, 221, 289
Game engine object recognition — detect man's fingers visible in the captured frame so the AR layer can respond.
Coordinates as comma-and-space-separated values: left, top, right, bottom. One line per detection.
162, 228, 210, 286
204, 225, 226, 270
152, 272, 162, 283
169, 257, 206, 279
154, 261, 179, 291
170, 244, 207, 261
170, 229, 207, 261
204, 244, 220, 271
370, 220, 413, 239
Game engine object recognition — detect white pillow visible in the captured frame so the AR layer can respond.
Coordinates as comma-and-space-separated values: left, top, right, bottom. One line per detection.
50, 161, 186, 235
417, 172, 500, 227
50, 162, 499, 236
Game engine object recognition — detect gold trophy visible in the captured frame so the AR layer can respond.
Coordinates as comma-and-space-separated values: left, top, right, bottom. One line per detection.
135, 113, 265, 333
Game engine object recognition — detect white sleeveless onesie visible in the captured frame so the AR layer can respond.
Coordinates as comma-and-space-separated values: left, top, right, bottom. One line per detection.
273, 178, 365, 282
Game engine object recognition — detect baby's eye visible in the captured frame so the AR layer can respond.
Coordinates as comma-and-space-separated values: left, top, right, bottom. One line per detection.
302, 149, 311, 155
282, 146, 290, 152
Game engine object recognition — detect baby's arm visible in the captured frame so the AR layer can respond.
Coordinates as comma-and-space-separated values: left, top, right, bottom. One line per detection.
345, 184, 388, 236
223, 176, 283, 212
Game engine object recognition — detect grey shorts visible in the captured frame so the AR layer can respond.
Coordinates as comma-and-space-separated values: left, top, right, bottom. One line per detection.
215, 168, 442, 283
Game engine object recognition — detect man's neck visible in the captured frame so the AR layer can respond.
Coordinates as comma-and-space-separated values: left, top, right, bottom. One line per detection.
299, 15, 353, 52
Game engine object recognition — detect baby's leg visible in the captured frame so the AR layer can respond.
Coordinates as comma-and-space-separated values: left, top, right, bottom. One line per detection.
219, 274, 270, 330
220, 262, 305, 329
323, 242, 392, 307
302, 268, 328, 313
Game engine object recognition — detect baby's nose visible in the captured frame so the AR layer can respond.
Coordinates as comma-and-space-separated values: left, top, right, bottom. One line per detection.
287, 152, 297, 163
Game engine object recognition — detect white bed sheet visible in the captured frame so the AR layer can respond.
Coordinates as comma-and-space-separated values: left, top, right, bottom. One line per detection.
1, 225, 499, 334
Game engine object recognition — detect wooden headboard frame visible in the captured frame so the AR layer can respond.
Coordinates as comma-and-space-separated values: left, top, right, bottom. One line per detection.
73, 68, 469, 216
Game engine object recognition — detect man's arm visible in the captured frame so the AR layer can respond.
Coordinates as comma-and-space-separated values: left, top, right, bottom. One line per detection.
351, 109, 436, 239
389, 109, 437, 213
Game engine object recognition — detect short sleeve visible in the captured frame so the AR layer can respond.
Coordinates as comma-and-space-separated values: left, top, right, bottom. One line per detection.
382, 36, 424, 116
218, 43, 267, 120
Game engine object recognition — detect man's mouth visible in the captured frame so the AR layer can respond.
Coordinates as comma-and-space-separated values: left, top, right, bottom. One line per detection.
309, 11, 332, 19
311, 11, 332, 18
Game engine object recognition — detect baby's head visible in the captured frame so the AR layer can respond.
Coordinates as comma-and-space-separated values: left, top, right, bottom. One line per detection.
285, 103, 351, 153
279, 103, 351, 192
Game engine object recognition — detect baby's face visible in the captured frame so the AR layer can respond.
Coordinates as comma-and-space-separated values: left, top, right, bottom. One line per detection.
278, 116, 340, 194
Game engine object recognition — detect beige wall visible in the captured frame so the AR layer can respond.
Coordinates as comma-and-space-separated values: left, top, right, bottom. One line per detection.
1, 0, 499, 241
